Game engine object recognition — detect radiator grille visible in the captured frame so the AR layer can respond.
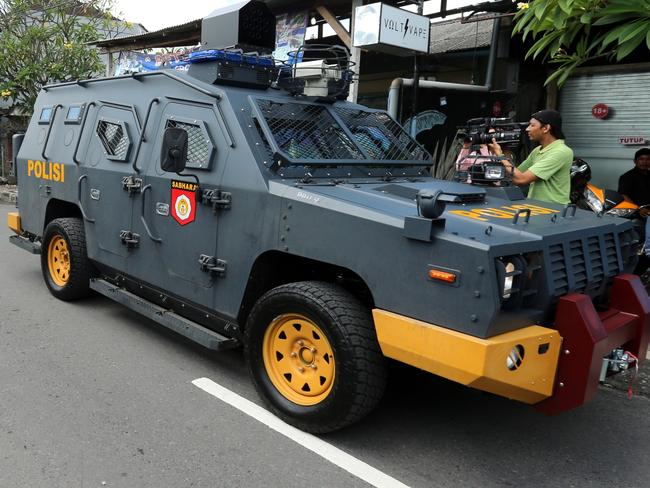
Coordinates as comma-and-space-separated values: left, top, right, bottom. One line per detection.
549, 244, 568, 296
548, 232, 624, 296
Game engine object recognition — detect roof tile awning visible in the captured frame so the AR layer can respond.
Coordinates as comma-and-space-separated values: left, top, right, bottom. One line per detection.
429, 16, 495, 55
91, 19, 202, 51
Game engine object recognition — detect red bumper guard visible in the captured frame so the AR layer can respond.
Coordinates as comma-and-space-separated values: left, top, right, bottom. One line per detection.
537, 275, 650, 415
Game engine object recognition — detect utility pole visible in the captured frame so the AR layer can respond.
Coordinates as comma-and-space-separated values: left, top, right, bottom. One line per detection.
410, 0, 424, 136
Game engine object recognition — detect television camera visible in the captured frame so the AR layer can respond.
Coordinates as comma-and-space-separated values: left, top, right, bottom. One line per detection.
458, 117, 526, 146
454, 117, 526, 185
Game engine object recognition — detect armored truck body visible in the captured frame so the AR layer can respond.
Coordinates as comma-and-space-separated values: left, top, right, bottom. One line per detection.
8, 2, 650, 432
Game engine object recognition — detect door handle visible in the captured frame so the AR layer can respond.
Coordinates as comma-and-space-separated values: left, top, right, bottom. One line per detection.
77, 174, 95, 223
141, 184, 162, 243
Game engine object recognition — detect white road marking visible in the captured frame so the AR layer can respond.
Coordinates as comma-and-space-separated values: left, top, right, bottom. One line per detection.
192, 377, 410, 488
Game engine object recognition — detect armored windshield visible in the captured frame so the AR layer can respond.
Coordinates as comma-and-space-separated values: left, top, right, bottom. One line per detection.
253, 98, 430, 166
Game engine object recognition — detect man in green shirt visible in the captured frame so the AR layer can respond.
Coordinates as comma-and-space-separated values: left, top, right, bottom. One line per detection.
490, 109, 574, 204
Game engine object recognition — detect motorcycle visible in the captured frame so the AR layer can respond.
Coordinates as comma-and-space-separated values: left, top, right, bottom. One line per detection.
570, 158, 640, 217
571, 158, 649, 291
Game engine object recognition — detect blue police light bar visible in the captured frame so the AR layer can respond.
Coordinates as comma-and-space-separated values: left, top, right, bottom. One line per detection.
189, 49, 275, 68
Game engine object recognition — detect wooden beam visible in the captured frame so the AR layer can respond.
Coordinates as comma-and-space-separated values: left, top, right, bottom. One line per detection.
347, 0, 362, 103
315, 5, 351, 49
98, 34, 201, 54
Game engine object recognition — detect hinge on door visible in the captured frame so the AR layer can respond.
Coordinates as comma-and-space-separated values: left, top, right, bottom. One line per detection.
201, 189, 232, 212
198, 254, 227, 277
119, 230, 140, 248
121, 176, 143, 194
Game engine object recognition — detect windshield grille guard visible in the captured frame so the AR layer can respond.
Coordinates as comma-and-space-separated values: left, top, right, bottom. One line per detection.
249, 96, 431, 168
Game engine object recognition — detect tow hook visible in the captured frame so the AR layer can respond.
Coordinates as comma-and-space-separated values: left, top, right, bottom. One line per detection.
599, 348, 637, 382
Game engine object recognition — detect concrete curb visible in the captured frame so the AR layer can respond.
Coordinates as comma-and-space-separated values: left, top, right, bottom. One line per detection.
0, 185, 17, 204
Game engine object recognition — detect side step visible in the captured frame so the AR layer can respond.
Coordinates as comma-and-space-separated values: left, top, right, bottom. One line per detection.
90, 278, 239, 351
9, 235, 41, 254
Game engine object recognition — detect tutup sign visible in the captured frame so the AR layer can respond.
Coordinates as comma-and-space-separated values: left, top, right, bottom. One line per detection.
618, 136, 647, 146
353, 3, 430, 56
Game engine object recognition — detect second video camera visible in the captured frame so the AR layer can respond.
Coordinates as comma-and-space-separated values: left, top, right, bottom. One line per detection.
458, 117, 525, 146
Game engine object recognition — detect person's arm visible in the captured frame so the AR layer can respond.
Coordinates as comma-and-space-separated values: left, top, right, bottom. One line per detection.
456, 146, 471, 165
617, 173, 649, 216
618, 174, 633, 201
618, 173, 634, 196
489, 139, 539, 185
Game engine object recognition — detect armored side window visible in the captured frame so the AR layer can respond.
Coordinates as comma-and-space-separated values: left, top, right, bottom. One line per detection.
96, 118, 131, 162
38, 106, 53, 125
65, 105, 84, 124
164, 117, 215, 170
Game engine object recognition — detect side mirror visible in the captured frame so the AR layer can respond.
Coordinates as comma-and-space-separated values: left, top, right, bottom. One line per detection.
161, 127, 188, 173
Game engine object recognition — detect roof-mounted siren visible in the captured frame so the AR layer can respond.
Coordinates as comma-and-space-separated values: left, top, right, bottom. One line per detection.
278, 45, 354, 101
187, 0, 277, 88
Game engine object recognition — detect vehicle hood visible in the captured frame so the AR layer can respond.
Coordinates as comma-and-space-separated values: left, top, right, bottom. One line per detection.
273, 179, 633, 253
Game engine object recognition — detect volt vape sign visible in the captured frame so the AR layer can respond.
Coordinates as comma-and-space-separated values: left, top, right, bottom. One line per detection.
353, 3, 430, 55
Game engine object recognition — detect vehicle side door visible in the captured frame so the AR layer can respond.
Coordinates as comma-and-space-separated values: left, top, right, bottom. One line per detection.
131, 100, 229, 310
79, 103, 140, 270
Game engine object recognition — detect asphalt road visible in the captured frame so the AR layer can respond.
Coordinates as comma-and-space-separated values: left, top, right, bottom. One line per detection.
2, 201, 650, 488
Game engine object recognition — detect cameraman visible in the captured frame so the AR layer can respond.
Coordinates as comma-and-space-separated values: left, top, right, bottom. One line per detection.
455, 127, 497, 175
490, 110, 573, 205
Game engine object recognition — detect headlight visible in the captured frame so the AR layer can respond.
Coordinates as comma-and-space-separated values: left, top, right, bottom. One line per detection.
502, 261, 516, 299
584, 187, 604, 213
606, 207, 637, 218
506, 345, 525, 371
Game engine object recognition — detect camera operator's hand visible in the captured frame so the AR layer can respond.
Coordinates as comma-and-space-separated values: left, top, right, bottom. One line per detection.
489, 138, 517, 179
488, 138, 503, 157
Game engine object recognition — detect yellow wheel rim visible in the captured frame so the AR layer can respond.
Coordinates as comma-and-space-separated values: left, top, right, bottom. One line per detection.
262, 313, 336, 406
47, 235, 70, 287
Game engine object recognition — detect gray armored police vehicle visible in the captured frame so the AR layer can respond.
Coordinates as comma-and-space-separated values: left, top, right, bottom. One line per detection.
7, 1, 650, 433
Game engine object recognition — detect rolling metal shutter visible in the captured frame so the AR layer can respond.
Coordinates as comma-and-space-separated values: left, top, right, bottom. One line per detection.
559, 69, 650, 189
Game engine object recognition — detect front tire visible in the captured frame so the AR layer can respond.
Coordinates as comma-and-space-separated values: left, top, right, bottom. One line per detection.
244, 281, 386, 433
41, 217, 92, 301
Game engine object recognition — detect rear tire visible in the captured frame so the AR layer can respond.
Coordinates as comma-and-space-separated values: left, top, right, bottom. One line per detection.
244, 281, 386, 433
41, 218, 92, 301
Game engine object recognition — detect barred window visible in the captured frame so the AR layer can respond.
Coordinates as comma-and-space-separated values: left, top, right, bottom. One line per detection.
165, 119, 214, 170
96, 119, 131, 161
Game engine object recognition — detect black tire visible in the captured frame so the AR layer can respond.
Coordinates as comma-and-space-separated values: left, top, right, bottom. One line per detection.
41, 217, 93, 301
244, 281, 387, 433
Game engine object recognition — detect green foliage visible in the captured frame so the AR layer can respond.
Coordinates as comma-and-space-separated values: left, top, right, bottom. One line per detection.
0, 0, 121, 116
513, 0, 650, 86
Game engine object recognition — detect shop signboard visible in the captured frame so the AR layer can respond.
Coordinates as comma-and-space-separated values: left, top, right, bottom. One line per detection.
353, 2, 430, 56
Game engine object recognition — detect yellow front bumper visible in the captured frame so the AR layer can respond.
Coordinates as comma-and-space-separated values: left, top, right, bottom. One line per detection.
373, 309, 562, 404
7, 212, 22, 235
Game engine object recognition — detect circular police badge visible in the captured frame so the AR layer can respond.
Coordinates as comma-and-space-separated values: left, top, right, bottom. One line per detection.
175, 194, 192, 221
